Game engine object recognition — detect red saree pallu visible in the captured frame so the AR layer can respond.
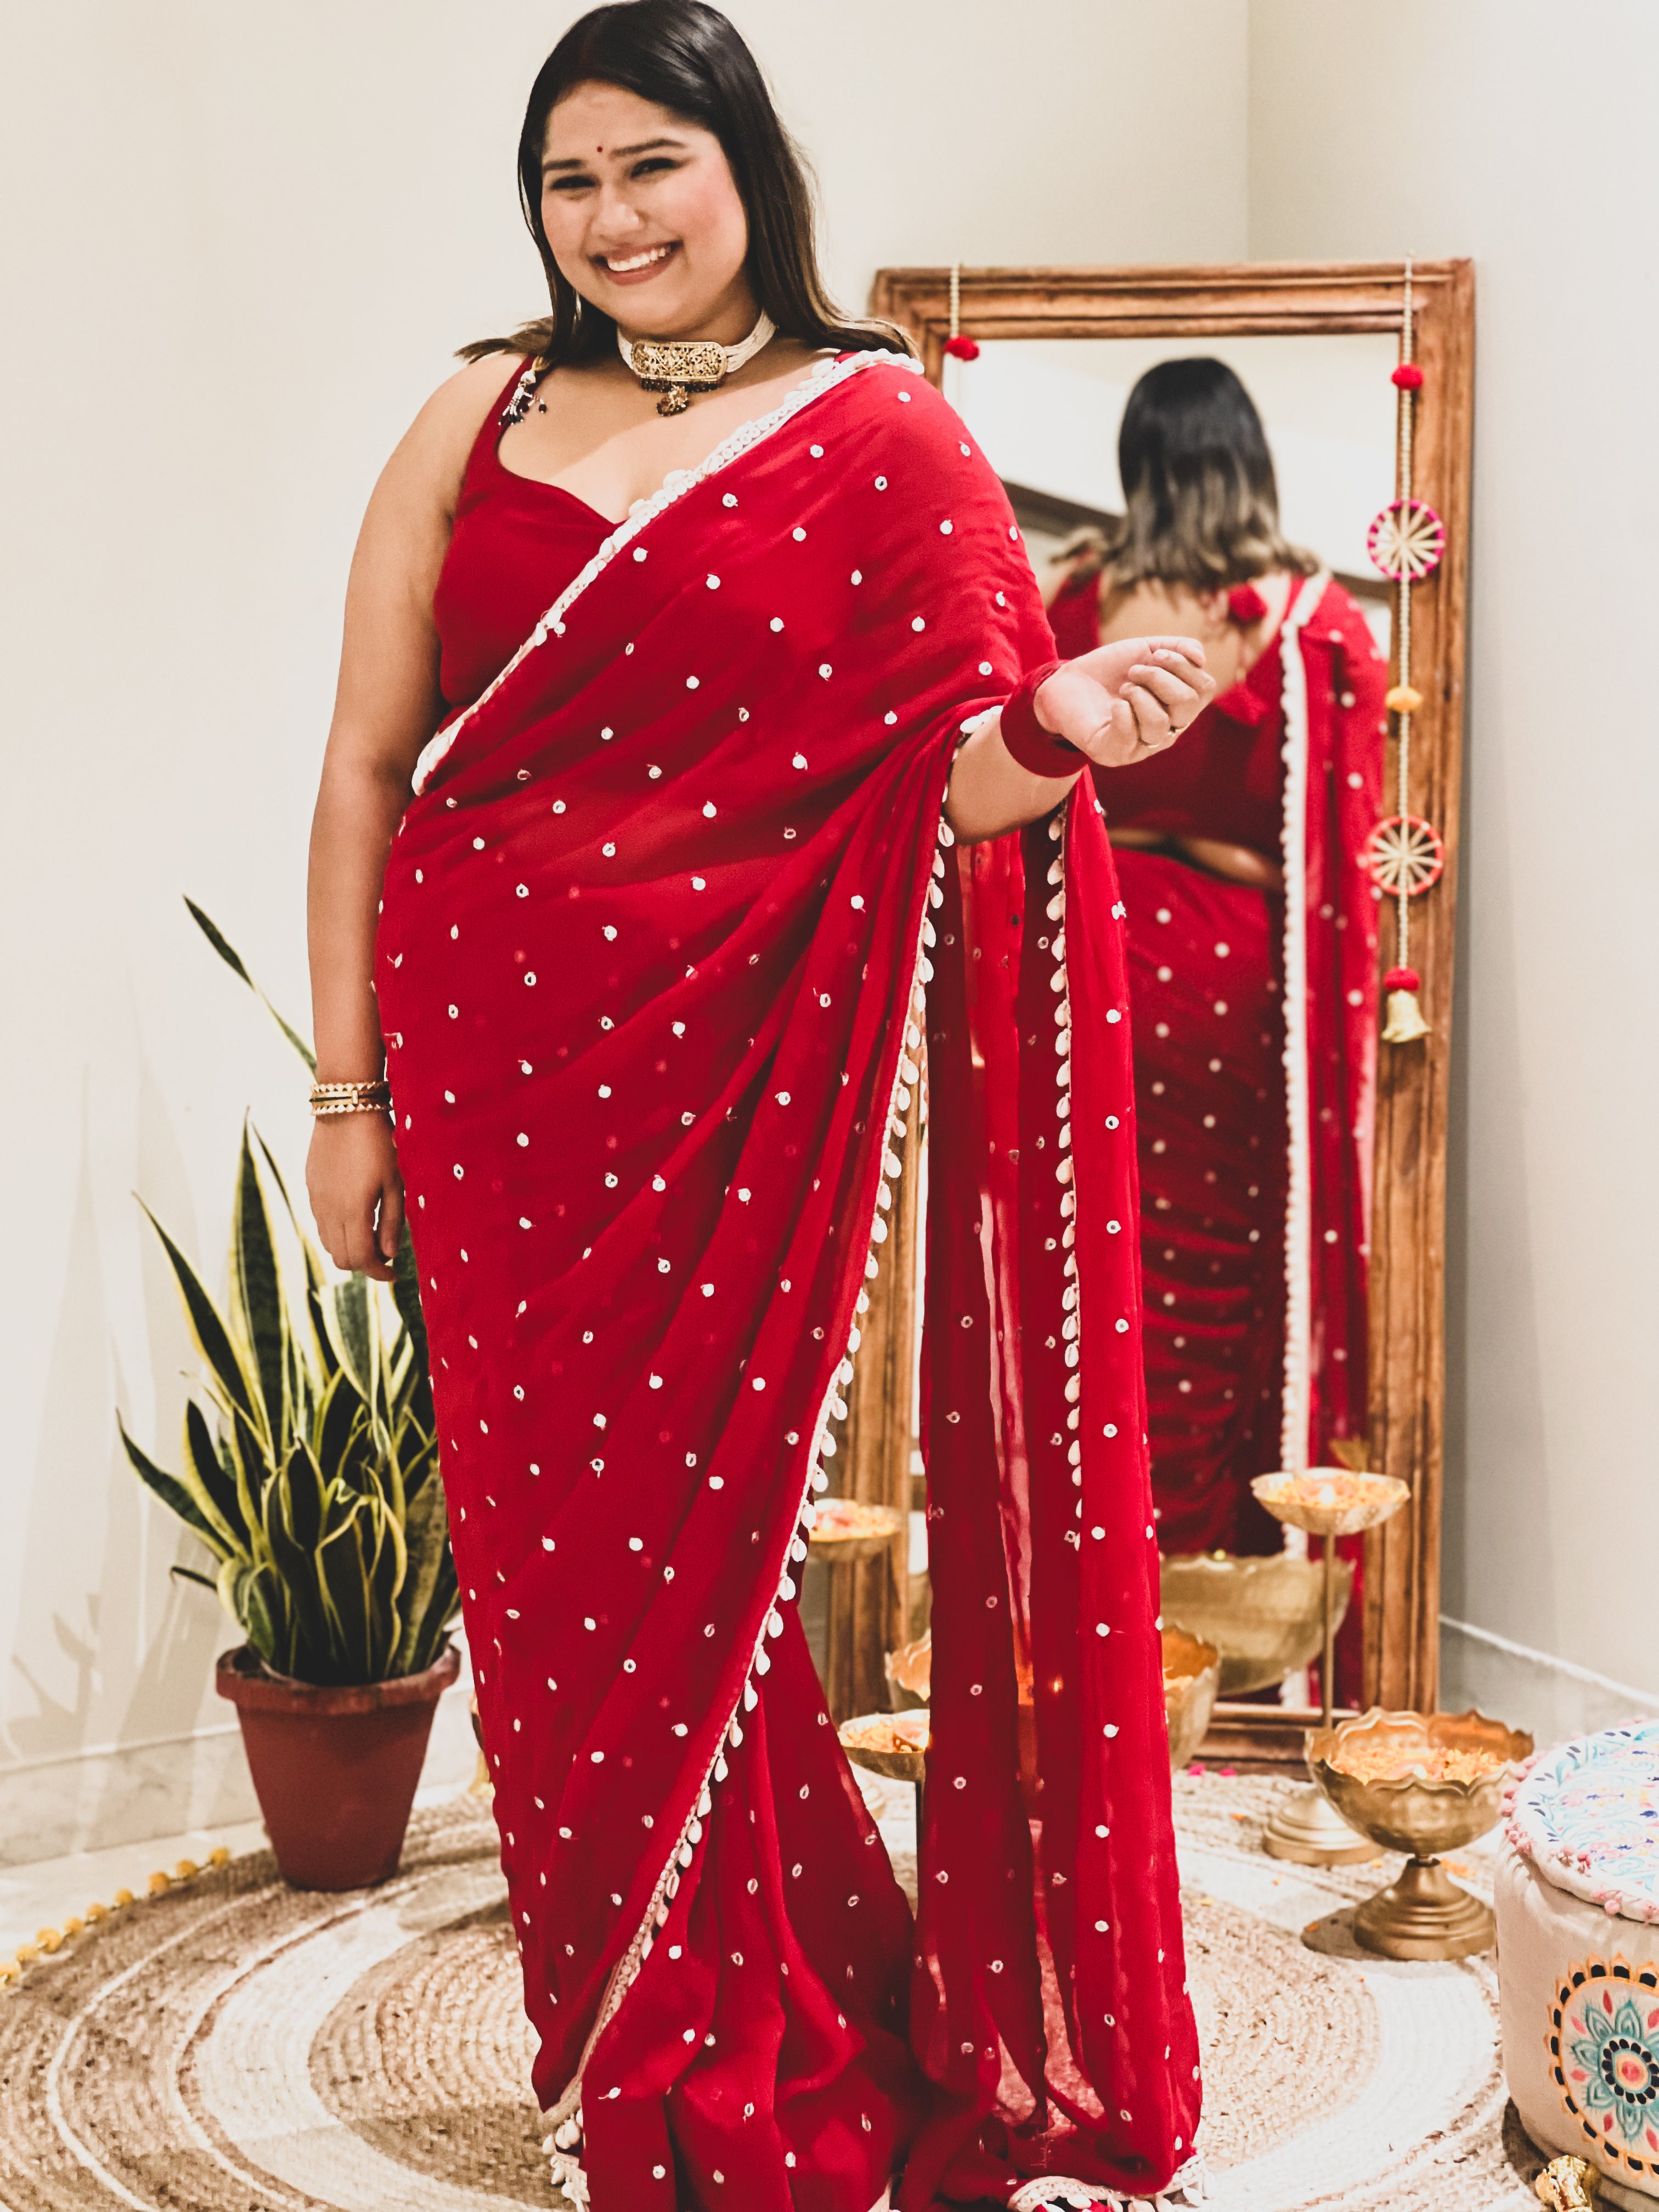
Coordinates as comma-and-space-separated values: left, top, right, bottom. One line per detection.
377, 352, 1200, 2210
1099, 580, 1389, 1696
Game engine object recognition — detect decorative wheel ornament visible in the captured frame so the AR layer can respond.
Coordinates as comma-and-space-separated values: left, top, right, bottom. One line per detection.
1363, 813, 1445, 899
1368, 497, 1446, 582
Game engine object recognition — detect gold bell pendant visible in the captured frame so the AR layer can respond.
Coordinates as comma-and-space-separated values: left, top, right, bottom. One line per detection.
1381, 963, 1431, 1043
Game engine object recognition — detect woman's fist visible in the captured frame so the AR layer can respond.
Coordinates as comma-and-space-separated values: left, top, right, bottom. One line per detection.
1036, 635, 1215, 769
306, 1110, 404, 1282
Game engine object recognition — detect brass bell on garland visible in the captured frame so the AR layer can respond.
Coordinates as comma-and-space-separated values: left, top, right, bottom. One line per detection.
1381, 963, 1431, 1043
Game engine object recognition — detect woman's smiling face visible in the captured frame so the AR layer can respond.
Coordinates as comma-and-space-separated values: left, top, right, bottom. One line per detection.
541, 82, 754, 340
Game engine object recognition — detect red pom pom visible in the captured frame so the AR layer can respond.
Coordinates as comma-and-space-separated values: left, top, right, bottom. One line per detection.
1391, 362, 1424, 391
1227, 583, 1268, 625
943, 335, 980, 362
1384, 966, 1420, 993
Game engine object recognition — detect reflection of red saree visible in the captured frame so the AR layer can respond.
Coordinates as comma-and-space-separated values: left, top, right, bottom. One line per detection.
1053, 573, 1386, 1695
378, 357, 1199, 2210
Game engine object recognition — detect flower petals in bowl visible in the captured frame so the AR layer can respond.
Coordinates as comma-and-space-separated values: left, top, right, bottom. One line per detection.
1251, 1468, 1411, 1539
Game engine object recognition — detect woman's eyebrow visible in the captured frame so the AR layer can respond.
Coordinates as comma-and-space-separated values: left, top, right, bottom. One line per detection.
543, 136, 686, 174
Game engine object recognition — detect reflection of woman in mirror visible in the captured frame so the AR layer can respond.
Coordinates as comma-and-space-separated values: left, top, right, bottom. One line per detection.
1046, 360, 1386, 1597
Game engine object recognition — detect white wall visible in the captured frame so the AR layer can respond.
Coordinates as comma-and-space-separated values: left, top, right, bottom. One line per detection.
1249, 0, 1659, 1728
957, 331, 1399, 580
0, 2, 1249, 1860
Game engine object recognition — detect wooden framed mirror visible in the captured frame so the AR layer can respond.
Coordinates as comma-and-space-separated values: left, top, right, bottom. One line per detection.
819, 262, 1473, 1761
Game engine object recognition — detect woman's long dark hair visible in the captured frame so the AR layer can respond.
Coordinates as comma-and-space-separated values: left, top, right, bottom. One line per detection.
1098, 358, 1317, 592
462, 0, 906, 368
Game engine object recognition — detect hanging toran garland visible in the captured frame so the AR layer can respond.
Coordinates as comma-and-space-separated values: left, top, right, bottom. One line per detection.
940, 256, 1447, 1049
1363, 257, 1448, 1043
943, 261, 980, 362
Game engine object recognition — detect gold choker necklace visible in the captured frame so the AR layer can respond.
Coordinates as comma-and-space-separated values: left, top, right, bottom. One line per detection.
616, 310, 777, 415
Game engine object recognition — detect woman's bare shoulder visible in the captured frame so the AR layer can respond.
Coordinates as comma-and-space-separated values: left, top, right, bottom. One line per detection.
377, 351, 527, 517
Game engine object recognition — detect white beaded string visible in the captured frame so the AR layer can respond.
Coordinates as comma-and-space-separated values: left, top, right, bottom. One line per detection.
1276, 572, 1335, 1494
1394, 257, 1417, 978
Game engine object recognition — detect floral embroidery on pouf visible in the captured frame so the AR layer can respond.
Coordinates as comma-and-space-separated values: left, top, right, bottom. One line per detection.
1550, 1955, 1659, 2179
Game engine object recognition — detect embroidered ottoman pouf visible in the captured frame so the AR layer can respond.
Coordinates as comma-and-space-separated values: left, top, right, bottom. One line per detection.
1498, 1721, 1659, 2207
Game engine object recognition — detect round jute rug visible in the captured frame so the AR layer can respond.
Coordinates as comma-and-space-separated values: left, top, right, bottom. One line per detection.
0, 1775, 1548, 2210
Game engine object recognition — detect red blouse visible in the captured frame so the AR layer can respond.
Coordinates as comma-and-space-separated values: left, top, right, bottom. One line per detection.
432, 359, 612, 710
1049, 570, 1293, 854
1104, 623, 1288, 854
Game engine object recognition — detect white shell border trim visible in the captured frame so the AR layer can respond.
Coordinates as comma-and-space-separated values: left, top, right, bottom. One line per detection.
1007, 2149, 1207, 2210
542, 772, 951, 2192
1274, 572, 1330, 1506
416, 349, 921, 795
1046, 800, 1085, 1493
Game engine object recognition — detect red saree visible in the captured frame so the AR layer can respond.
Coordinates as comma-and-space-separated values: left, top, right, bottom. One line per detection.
1053, 571, 1387, 1692
377, 353, 1200, 2210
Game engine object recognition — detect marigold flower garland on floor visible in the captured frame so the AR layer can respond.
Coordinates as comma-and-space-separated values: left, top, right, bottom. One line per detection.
0, 1846, 232, 1989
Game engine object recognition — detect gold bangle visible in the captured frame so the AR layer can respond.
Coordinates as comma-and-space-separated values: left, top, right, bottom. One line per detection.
309, 1079, 391, 1119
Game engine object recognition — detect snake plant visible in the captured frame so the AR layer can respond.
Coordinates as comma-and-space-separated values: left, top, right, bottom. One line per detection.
119, 909, 457, 1687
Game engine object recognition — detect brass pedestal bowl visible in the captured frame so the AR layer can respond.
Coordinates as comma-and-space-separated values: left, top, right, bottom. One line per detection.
1309, 1707, 1535, 1959
1159, 1550, 1352, 1697
1250, 1469, 1413, 1865
1162, 1626, 1222, 1773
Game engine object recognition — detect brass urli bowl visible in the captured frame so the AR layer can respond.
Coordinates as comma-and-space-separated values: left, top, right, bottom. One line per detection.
1161, 1625, 1222, 1773
838, 1708, 929, 1785
872, 1627, 1220, 1776
1309, 1707, 1535, 1959
807, 1503, 905, 1566
1159, 1550, 1353, 1696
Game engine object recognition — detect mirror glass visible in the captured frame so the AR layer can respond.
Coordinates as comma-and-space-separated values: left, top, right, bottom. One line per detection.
956, 334, 1397, 1587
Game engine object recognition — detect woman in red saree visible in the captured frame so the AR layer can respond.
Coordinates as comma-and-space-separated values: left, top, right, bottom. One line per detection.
305, 8, 1213, 2205
1047, 360, 1386, 1690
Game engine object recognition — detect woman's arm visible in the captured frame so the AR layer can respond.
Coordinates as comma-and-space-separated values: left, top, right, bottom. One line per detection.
945, 636, 1216, 845
304, 359, 505, 1279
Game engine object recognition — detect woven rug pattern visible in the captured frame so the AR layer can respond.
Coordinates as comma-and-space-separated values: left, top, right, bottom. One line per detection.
0, 1775, 1550, 2210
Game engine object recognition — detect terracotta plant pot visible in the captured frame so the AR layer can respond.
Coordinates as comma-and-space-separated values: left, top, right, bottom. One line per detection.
216, 1642, 461, 1891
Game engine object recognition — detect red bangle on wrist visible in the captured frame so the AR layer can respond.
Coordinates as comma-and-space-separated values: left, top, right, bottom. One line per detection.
998, 659, 1080, 778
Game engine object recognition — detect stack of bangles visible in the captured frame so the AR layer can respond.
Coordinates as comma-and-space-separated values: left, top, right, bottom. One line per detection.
309, 1079, 392, 1119
996, 659, 1082, 778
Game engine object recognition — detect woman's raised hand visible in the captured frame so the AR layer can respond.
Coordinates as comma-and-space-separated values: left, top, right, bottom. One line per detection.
1035, 635, 1216, 769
